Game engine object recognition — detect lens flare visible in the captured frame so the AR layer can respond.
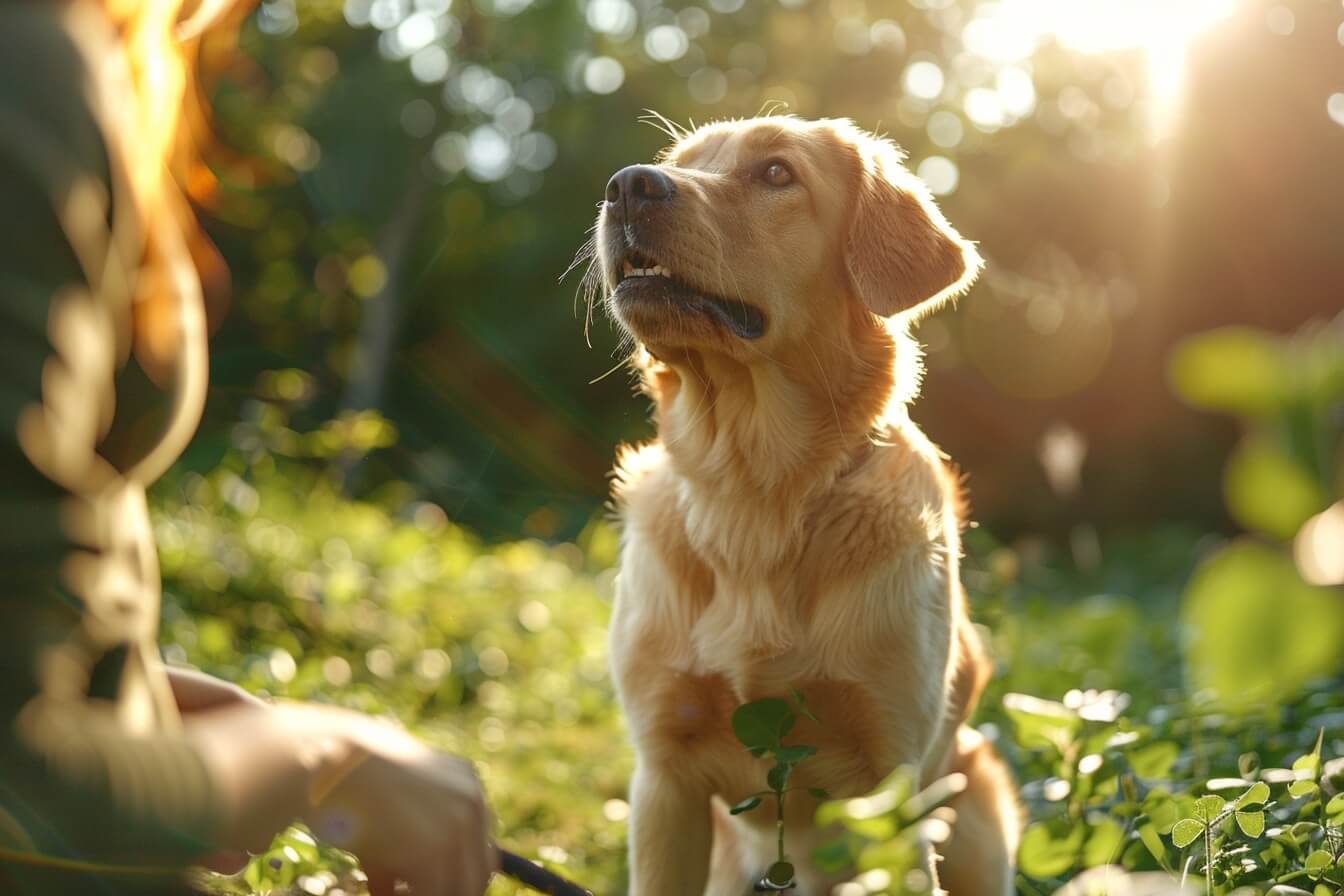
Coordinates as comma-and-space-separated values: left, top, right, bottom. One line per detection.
967, 0, 1240, 134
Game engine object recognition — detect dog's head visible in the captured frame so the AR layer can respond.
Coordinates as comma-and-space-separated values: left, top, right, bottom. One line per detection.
593, 116, 982, 362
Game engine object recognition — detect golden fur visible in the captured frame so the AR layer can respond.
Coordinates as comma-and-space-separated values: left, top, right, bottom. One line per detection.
594, 117, 1020, 896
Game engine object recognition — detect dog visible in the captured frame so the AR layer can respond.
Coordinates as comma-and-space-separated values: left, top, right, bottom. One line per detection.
590, 116, 1021, 896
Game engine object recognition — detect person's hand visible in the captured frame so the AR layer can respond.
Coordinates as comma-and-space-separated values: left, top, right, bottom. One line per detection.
305, 724, 497, 896
167, 667, 266, 874
186, 701, 497, 896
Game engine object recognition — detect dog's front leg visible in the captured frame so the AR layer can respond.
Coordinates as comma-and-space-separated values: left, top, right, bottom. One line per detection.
628, 760, 713, 896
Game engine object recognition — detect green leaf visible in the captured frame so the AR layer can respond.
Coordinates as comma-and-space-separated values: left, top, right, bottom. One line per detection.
1144, 792, 1180, 834
732, 699, 795, 752
775, 744, 817, 764
1169, 326, 1291, 415
1289, 821, 1323, 841
1192, 795, 1226, 822
1172, 819, 1204, 848
1235, 780, 1271, 809
1083, 818, 1126, 867
1181, 542, 1344, 711
838, 813, 896, 841
1325, 792, 1344, 817
766, 861, 794, 886
1223, 437, 1327, 540
1018, 821, 1084, 879
767, 763, 791, 793
807, 787, 830, 800
1294, 734, 1323, 778
1305, 849, 1334, 877
1129, 741, 1180, 779
790, 688, 820, 723
857, 838, 920, 871
1138, 822, 1172, 871
1289, 780, 1319, 799
899, 772, 969, 823
730, 796, 763, 815
1003, 693, 1081, 752
810, 837, 854, 873
1234, 810, 1265, 838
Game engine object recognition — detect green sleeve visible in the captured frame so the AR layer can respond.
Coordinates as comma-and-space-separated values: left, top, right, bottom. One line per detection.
0, 4, 220, 883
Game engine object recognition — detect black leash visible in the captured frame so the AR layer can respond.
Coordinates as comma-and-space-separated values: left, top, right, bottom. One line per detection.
496, 847, 794, 894
497, 848, 593, 896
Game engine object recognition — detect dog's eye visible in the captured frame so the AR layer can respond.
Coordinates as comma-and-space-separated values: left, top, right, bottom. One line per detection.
760, 160, 794, 188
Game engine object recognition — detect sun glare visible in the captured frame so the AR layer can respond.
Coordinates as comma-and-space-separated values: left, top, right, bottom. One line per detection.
969, 0, 1239, 134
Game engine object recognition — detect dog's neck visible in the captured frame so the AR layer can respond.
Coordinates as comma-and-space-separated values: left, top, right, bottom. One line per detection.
645, 317, 916, 579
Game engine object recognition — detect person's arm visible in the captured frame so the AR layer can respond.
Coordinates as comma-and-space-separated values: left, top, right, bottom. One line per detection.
0, 7, 496, 893
166, 666, 266, 714
0, 0, 226, 869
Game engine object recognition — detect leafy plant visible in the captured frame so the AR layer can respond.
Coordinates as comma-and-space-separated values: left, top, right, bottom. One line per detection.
1170, 319, 1344, 710
811, 769, 970, 896
728, 690, 827, 889
1169, 783, 1270, 894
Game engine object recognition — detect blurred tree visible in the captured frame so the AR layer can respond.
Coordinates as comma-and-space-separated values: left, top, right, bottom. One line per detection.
191, 0, 1344, 539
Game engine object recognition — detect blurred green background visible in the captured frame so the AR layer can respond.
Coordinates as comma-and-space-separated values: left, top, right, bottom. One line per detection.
167, 0, 1344, 892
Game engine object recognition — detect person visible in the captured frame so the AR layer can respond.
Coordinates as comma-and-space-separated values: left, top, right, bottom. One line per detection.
0, 1, 498, 894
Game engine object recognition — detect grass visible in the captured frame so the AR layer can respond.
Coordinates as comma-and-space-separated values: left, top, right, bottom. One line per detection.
157, 406, 1343, 894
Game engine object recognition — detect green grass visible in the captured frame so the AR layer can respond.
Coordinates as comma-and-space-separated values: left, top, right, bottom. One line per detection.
156, 452, 1344, 895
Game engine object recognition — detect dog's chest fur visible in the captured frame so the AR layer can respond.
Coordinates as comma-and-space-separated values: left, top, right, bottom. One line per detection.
610, 435, 961, 804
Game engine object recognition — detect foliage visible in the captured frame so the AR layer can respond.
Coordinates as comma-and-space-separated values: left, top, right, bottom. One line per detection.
153, 427, 630, 895
1169, 318, 1344, 709
166, 313, 1343, 896
1004, 687, 1344, 894
195, 0, 1344, 537
728, 691, 827, 888
811, 768, 970, 895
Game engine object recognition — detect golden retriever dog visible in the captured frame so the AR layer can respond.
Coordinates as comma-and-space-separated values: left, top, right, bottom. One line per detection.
591, 116, 1020, 896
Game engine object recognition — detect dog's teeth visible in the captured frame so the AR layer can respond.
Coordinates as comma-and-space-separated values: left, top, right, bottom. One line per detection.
622, 261, 671, 279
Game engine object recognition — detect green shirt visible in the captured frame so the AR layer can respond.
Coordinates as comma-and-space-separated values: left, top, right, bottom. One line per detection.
1, 3, 219, 891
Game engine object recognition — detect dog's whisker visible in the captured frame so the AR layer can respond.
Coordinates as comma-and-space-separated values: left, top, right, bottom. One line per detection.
562, 235, 596, 276
639, 109, 688, 143
588, 356, 628, 385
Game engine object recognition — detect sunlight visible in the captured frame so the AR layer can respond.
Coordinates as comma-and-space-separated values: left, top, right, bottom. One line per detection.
968, 0, 1239, 134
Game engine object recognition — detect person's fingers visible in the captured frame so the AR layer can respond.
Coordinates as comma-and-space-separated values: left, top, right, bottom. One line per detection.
459, 836, 491, 896
436, 815, 473, 896
441, 840, 466, 896
442, 759, 490, 895
450, 794, 491, 896
473, 835, 496, 896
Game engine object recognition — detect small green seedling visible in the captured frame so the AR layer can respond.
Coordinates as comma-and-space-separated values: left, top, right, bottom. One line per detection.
1171, 780, 1271, 895
729, 689, 828, 890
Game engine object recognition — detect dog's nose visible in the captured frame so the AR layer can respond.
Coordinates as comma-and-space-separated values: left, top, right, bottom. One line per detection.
605, 164, 674, 206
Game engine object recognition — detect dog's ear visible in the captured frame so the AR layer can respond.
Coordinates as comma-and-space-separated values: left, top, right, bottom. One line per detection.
845, 134, 982, 317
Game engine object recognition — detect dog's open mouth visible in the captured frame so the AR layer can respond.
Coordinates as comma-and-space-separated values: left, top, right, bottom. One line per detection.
612, 249, 767, 340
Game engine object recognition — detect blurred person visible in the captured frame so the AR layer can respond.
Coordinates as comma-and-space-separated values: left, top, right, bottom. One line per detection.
0, 1, 497, 894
